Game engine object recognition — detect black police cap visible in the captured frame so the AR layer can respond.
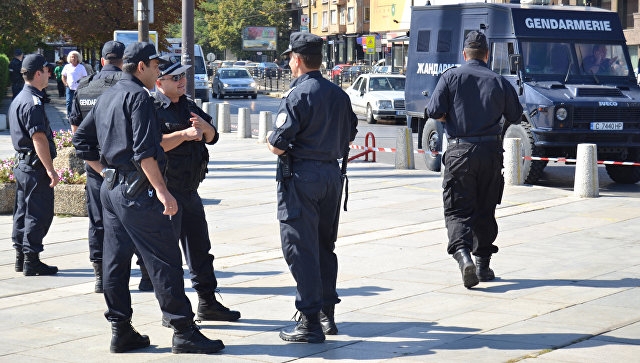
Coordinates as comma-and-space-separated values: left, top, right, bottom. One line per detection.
102, 41, 125, 60
158, 55, 191, 78
463, 30, 488, 51
281, 32, 323, 57
14, 49, 23, 56
21, 54, 53, 73
123, 42, 167, 65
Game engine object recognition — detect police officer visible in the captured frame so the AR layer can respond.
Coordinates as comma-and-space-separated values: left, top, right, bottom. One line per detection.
69, 41, 151, 294
267, 32, 358, 343
72, 42, 224, 354
9, 54, 59, 276
9, 49, 24, 100
426, 31, 522, 288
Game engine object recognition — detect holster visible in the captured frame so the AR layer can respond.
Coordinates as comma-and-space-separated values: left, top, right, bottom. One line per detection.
103, 168, 117, 190
124, 159, 151, 199
276, 153, 293, 182
18, 151, 42, 168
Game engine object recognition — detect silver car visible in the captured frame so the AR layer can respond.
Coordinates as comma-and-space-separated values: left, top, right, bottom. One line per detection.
212, 67, 258, 99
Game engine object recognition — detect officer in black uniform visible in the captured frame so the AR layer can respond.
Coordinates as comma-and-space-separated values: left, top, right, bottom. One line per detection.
72, 42, 224, 354
9, 49, 25, 100
69, 41, 151, 294
426, 31, 522, 288
153, 55, 240, 322
9, 54, 59, 276
267, 32, 358, 343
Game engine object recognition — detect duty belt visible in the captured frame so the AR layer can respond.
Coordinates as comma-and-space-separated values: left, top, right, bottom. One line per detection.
448, 135, 501, 145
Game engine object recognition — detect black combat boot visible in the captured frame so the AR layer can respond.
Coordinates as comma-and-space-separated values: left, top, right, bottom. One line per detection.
279, 312, 325, 343
110, 320, 150, 353
475, 255, 495, 282
319, 305, 338, 335
453, 248, 478, 288
15, 250, 24, 272
23, 253, 58, 276
197, 292, 241, 322
138, 264, 153, 292
92, 261, 103, 293
171, 319, 225, 354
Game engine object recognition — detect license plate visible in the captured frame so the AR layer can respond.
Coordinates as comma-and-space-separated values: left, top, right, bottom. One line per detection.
396, 110, 406, 116
591, 122, 623, 131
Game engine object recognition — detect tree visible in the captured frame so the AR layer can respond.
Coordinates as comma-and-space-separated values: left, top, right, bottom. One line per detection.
0, 0, 47, 56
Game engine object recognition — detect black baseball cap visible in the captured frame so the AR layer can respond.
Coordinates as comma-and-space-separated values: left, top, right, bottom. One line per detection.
21, 54, 53, 73
102, 41, 125, 60
463, 30, 488, 50
123, 42, 167, 64
14, 49, 23, 56
281, 32, 323, 57
158, 55, 191, 78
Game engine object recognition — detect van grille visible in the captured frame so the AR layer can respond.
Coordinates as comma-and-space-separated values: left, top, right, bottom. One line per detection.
572, 106, 640, 129
576, 88, 624, 97
394, 100, 405, 109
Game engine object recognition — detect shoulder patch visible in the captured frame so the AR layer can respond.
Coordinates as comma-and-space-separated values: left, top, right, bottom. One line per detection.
275, 113, 287, 128
142, 87, 152, 96
282, 86, 297, 98
32, 95, 42, 106
441, 65, 457, 75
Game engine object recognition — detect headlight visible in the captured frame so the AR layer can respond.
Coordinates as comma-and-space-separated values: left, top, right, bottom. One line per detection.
250, 82, 256, 88
223, 83, 230, 88
377, 100, 392, 109
556, 107, 567, 121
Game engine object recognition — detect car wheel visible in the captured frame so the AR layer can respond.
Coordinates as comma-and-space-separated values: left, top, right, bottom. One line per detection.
366, 104, 376, 124
504, 121, 547, 184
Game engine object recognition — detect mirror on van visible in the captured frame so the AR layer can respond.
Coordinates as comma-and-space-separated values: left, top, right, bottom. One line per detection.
509, 54, 523, 73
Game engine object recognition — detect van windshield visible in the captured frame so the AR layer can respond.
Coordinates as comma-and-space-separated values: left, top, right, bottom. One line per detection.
520, 41, 630, 78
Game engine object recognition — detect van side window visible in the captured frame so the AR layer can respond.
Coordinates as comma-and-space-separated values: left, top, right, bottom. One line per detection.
417, 31, 431, 52
491, 42, 515, 75
437, 30, 452, 52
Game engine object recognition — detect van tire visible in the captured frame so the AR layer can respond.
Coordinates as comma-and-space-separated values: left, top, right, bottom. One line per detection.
605, 165, 640, 184
504, 121, 547, 184
366, 105, 376, 124
421, 118, 443, 172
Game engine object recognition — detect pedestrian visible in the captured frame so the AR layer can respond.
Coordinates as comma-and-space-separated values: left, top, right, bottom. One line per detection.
68, 40, 152, 294
153, 55, 241, 323
8, 54, 59, 276
61, 50, 87, 117
53, 61, 65, 97
426, 30, 522, 288
9, 49, 24, 99
72, 42, 224, 354
267, 32, 358, 343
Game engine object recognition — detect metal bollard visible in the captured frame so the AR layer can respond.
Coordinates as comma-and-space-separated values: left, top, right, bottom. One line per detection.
503, 138, 523, 185
217, 103, 231, 133
0, 114, 6, 131
395, 127, 415, 169
237, 108, 251, 138
194, 98, 202, 108
574, 143, 599, 198
203, 102, 217, 129
258, 111, 272, 143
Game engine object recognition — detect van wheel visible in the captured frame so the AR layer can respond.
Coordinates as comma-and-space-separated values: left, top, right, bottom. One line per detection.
366, 104, 376, 124
504, 121, 547, 184
421, 118, 444, 172
605, 165, 640, 184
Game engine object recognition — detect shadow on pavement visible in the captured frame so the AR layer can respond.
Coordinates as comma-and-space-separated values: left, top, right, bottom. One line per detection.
477, 277, 640, 293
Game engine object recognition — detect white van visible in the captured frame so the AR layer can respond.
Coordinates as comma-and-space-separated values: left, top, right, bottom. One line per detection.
165, 38, 210, 101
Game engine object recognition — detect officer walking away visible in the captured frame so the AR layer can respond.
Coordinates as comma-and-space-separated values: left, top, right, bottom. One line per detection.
72, 42, 224, 354
9, 54, 59, 276
154, 55, 241, 322
69, 40, 152, 294
267, 32, 358, 343
426, 31, 522, 288
9, 49, 25, 99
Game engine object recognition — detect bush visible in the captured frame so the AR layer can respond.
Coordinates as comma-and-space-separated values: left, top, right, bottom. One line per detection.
0, 54, 9, 99
53, 129, 74, 149
0, 157, 17, 183
56, 168, 86, 185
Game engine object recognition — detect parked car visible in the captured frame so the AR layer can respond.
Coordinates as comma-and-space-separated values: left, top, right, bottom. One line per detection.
212, 67, 258, 99
346, 74, 406, 124
372, 65, 393, 74
220, 61, 234, 68
244, 62, 259, 75
233, 60, 249, 67
342, 65, 371, 81
256, 62, 281, 77
330, 64, 351, 77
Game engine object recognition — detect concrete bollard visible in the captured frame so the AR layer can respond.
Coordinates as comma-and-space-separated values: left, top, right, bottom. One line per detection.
574, 143, 599, 198
0, 114, 6, 131
203, 102, 217, 129
395, 127, 415, 169
217, 103, 230, 133
194, 98, 202, 108
503, 138, 523, 185
237, 108, 252, 138
258, 111, 272, 143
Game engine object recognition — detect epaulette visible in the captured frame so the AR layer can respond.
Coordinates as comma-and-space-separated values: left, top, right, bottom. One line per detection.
282, 86, 297, 98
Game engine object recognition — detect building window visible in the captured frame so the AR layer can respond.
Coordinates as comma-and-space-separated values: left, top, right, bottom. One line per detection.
300, 0, 308, 5
347, 7, 354, 23
364, 7, 370, 23
322, 11, 328, 29
312, 12, 318, 28
416, 30, 430, 52
331, 10, 337, 25
340, 8, 346, 25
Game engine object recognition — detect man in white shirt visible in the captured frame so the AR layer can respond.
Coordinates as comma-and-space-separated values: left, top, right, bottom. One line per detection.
61, 50, 88, 117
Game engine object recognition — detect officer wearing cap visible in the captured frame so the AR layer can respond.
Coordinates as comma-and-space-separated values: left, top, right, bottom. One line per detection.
427, 30, 522, 288
153, 55, 241, 323
9, 54, 59, 276
72, 42, 224, 354
267, 32, 358, 343
9, 49, 24, 99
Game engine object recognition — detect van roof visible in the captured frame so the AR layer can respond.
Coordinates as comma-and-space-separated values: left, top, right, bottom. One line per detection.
412, 3, 611, 13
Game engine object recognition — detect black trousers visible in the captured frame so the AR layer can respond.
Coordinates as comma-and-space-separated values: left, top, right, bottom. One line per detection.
100, 180, 193, 325
170, 188, 218, 295
278, 159, 343, 316
12, 161, 54, 254
442, 142, 504, 256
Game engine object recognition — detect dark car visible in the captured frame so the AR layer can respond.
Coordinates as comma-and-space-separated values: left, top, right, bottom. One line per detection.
330, 64, 351, 77
342, 65, 371, 81
256, 62, 281, 78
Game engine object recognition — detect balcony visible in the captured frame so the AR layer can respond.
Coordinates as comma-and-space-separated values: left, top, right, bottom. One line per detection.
331, 0, 346, 4
329, 23, 347, 34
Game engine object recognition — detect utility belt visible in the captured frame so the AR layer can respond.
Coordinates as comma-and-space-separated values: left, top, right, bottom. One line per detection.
448, 135, 501, 145
16, 151, 42, 168
102, 165, 153, 200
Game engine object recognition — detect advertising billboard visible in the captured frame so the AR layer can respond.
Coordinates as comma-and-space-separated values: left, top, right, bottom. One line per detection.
114, 30, 158, 52
242, 27, 277, 51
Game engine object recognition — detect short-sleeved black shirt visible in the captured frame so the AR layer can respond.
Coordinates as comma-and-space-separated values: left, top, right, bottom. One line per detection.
9, 84, 56, 158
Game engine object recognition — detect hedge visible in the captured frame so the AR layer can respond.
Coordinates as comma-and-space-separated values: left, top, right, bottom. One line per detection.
0, 54, 9, 100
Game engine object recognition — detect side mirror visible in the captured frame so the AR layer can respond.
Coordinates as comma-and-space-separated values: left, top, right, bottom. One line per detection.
509, 54, 523, 74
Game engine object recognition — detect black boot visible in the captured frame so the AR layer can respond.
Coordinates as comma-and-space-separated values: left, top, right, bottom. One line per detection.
15, 250, 24, 272
197, 292, 241, 321
319, 306, 338, 335
138, 264, 153, 292
475, 255, 495, 282
453, 248, 478, 288
23, 253, 58, 276
279, 312, 325, 343
110, 320, 150, 353
92, 261, 103, 293
171, 320, 225, 354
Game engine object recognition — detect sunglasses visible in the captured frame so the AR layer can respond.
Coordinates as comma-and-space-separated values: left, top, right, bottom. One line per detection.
161, 72, 186, 81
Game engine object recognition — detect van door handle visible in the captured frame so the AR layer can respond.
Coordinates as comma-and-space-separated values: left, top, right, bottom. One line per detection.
422, 91, 429, 96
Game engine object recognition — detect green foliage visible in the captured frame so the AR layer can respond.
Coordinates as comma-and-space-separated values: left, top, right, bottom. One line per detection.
0, 0, 45, 57
0, 54, 9, 99
56, 168, 87, 185
0, 157, 17, 183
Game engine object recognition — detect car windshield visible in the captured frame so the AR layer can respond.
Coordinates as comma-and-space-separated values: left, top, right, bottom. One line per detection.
219, 69, 252, 78
520, 41, 630, 77
368, 77, 405, 91
222, 61, 234, 67
263, 63, 278, 68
